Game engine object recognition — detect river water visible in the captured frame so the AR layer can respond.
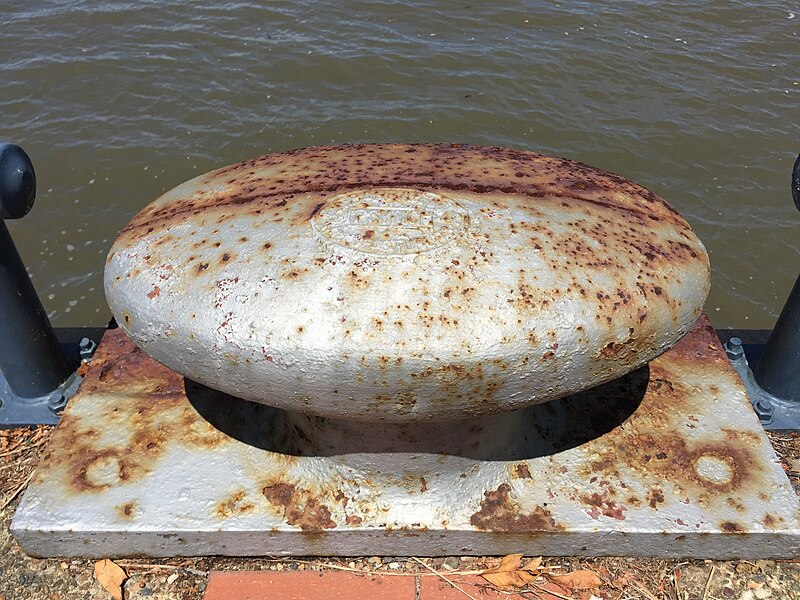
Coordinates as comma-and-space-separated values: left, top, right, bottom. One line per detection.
1, 1, 798, 329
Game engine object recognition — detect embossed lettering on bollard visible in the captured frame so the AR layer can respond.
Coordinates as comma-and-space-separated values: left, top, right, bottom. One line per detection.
311, 188, 475, 256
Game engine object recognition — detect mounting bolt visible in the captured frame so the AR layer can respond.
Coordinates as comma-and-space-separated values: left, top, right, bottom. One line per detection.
47, 392, 67, 412
79, 337, 97, 361
753, 397, 775, 424
724, 337, 744, 361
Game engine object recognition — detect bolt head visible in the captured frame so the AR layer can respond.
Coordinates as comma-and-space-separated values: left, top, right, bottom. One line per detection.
48, 393, 66, 410
725, 337, 744, 359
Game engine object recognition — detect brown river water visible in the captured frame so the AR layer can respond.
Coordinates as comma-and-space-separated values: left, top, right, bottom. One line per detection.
1, 1, 798, 329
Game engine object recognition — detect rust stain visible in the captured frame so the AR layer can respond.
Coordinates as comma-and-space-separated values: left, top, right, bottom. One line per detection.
599, 338, 635, 360
280, 268, 309, 280
309, 201, 326, 219
586, 428, 760, 497
345, 514, 363, 526
720, 521, 745, 533
40, 329, 234, 494
215, 490, 256, 519
762, 514, 783, 528
397, 473, 429, 494
582, 315, 767, 503
470, 483, 563, 532
580, 491, 627, 521
664, 313, 725, 366
146, 286, 160, 299
646, 487, 665, 509
116, 501, 137, 520
43, 412, 163, 492
116, 144, 693, 248
514, 463, 532, 480
79, 329, 184, 397
179, 404, 229, 450
262, 483, 337, 533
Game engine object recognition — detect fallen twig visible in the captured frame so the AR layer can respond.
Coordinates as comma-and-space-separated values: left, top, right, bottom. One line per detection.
115, 561, 208, 577
412, 557, 480, 600
631, 578, 659, 600
256, 557, 485, 577
701, 565, 716, 600
767, 435, 795, 443
0, 437, 49, 459
531, 582, 574, 600
0, 470, 34, 510
0, 440, 24, 457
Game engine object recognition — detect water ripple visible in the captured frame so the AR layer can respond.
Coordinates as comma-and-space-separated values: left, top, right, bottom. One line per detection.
0, 0, 797, 327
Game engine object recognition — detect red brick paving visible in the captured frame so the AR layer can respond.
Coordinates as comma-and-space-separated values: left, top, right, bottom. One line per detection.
204, 571, 415, 600
204, 570, 572, 600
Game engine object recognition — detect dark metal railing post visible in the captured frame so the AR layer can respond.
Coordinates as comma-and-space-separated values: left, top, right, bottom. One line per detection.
752, 153, 800, 403
754, 275, 800, 402
0, 144, 71, 400
725, 153, 800, 429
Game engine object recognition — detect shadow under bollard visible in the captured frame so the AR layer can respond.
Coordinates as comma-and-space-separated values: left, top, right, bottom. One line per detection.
185, 365, 648, 462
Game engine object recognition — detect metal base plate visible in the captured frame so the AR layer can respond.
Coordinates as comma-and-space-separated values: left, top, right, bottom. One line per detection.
0, 332, 100, 428
722, 336, 800, 430
11, 315, 800, 558
0, 375, 63, 427
0, 363, 80, 429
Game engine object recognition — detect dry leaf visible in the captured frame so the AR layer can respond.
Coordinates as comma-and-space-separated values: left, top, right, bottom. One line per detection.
481, 554, 542, 589
483, 553, 524, 574
522, 556, 543, 572
94, 559, 126, 600
483, 567, 538, 589
611, 570, 637, 588
548, 569, 603, 590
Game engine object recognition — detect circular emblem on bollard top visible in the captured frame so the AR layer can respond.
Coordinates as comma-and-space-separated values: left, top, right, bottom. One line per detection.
310, 188, 474, 256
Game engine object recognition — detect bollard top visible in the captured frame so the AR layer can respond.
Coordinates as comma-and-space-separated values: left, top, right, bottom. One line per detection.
0, 143, 36, 220
105, 143, 711, 422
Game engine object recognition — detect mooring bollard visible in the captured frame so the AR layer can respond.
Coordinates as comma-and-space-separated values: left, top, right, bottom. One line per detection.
11, 145, 800, 559
0, 143, 77, 427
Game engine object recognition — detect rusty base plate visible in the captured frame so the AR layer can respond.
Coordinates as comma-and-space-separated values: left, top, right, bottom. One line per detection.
11, 315, 800, 558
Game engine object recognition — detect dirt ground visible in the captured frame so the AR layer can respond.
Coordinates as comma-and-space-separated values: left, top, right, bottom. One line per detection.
1, 426, 799, 600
